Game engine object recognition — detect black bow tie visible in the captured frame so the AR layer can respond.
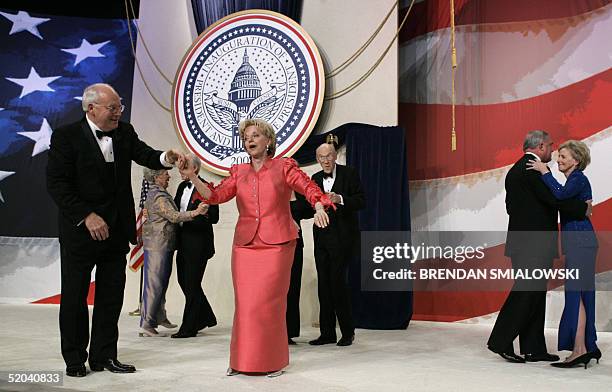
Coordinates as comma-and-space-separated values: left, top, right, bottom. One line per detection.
186, 182, 192, 189
95, 129, 115, 140
323, 172, 333, 179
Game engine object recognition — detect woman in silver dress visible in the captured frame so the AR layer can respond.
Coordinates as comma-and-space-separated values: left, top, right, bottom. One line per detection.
139, 168, 207, 336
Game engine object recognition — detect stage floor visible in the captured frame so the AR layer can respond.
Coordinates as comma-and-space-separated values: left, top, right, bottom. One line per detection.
0, 304, 610, 391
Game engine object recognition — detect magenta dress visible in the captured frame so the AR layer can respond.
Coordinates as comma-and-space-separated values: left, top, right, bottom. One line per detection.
206, 158, 332, 372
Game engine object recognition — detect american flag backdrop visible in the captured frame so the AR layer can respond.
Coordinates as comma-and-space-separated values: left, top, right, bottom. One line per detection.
399, 0, 612, 323
0, 8, 138, 303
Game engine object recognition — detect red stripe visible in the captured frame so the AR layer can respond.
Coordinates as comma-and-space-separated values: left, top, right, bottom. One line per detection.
135, 210, 143, 228
129, 244, 141, 260
413, 198, 612, 321
413, 292, 508, 322
32, 282, 96, 305
130, 244, 141, 259
129, 243, 143, 271
399, 0, 610, 43
400, 68, 612, 180
129, 209, 143, 269
129, 254, 144, 272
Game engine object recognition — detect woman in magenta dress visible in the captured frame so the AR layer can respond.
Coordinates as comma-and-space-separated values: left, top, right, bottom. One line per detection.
186, 119, 333, 377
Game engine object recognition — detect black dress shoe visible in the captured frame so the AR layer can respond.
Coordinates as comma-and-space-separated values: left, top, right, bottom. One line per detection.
171, 331, 197, 338
66, 364, 86, 377
308, 336, 337, 345
288, 338, 297, 345
206, 320, 218, 328
194, 320, 217, 332
525, 353, 560, 362
499, 351, 526, 363
113, 359, 136, 372
337, 335, 355, 347
488, 346, 525, 363
89, 358, 136, 373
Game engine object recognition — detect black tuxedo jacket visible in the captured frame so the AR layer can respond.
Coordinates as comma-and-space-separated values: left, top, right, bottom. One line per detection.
504, 154, 587, 259
311, 164, 365, 251
47, 118, 165, 250
174, 178, 219, 260
290, 192, 312, 249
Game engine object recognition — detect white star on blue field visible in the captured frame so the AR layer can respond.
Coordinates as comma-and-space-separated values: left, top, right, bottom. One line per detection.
0, 8, 137, 236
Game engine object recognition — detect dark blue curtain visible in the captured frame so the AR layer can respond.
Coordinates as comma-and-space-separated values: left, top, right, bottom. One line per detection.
191, 0, 303, 33
298, 123, 413, 329
348, 124, 413, 329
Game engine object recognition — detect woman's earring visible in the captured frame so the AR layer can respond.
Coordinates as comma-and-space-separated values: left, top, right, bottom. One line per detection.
266, 145, 272, 154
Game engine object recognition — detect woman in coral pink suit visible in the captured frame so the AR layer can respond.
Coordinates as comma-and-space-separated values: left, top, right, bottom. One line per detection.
186, 119, 333, 377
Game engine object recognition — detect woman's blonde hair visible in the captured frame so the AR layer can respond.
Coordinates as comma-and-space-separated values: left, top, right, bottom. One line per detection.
238, 118, 276, 157
558, 140, 591, 171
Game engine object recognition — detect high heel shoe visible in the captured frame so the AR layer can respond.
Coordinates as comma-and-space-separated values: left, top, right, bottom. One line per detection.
592, 348, 602, 364
550, 352, 594, 369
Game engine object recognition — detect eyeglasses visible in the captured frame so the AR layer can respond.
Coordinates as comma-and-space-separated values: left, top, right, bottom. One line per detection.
93, 103, 125, 113
317, 154, 335, 162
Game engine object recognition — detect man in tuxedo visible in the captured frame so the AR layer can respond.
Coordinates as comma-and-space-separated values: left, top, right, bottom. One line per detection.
487, 130, 590, 363
47, 83, 184, 377
172, 153, 219, 338
308, 142, 365, 347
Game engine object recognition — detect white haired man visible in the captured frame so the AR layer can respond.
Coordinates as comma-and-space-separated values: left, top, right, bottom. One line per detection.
47, 83, 185, 377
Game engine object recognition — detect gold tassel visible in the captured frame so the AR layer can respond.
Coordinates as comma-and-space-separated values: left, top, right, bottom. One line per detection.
450, 0, 457, 151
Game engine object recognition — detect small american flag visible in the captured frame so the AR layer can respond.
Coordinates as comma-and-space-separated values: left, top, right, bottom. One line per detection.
128, 178, 149, 272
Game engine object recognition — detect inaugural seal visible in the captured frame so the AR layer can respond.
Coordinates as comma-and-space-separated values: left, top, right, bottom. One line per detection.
173, 10, 325, 175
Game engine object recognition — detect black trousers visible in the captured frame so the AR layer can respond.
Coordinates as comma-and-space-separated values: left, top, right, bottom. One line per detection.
59, 243, 126, 367
286, 244, 303, 338
176, 250, 216, 334
314, 243, 354, 339
487, 254, 551, 355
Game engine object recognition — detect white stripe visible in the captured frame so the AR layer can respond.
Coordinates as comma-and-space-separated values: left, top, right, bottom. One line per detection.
129, 246, 144, 266
409, 128, 612, 233
135, 211, 143, 228
0, 237, 60, 302
399, 3, 612, 105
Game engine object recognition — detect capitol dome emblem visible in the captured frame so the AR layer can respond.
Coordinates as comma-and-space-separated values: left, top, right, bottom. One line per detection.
173, 10, 325, 175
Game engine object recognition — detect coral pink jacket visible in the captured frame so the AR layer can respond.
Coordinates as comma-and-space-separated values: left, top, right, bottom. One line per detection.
206, 158, 333, 246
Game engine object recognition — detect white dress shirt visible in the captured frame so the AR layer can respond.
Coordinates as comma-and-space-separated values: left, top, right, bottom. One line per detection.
322, 165, 336, 192
322, 165, 343, 205
85, 115, 171, 166
178, 182, 194, 227
179, 182, 193, 212
86, 116, 114, 162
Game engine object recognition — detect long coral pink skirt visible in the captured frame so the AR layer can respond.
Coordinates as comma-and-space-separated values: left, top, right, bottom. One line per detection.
229, 233, 296, 372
